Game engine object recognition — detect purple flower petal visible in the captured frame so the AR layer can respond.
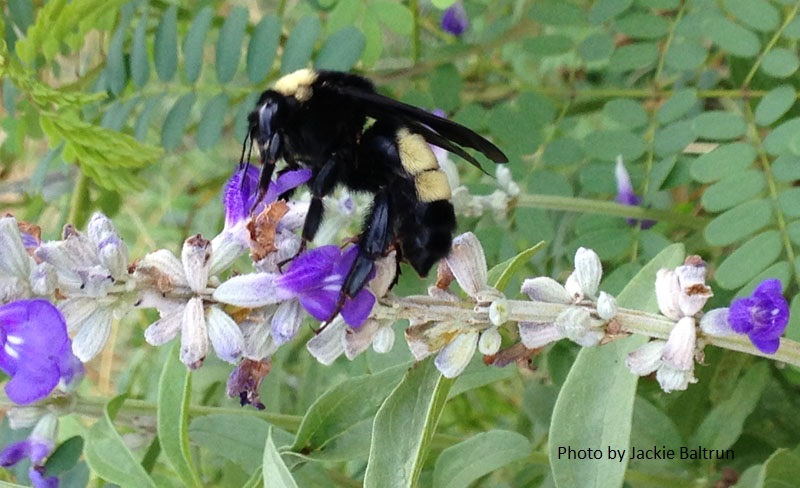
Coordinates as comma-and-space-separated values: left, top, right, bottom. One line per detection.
728, 279, 789, 354
223, 165, 259, 228
278, 246, 341, 293
264, 169, 312, 203
442, 1, 468, 36
29, 467, 58, 488
0, 300, 83, 405
614, 158, 656, 229
341, 288, 376, 328
0, 440, 29, 466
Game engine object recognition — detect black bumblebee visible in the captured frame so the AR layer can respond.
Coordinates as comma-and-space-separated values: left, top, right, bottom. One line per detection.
246, 69, 507, 320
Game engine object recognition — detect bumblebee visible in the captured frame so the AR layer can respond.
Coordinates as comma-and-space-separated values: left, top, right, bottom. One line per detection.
247, 69, 507, 320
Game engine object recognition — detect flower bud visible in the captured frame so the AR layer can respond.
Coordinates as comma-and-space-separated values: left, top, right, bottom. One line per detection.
182, 235, 211, 294
596, 291, 618, 320
573, 247, 602, 299
478, 327, 502, 355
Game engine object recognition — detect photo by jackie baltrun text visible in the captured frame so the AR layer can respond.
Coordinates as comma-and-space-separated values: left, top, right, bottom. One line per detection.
556, 446, 735, 462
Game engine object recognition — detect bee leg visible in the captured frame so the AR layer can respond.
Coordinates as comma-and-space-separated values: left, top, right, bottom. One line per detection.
278, 157, 339, 272
326, 189, 392, 324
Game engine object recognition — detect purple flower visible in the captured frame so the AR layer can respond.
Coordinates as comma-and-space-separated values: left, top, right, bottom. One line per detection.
728, 279, 789, 354
442, 1, 468, 36
223, 165, 311, 229
213, 245, 376, 328
614, 158, 656, 229
0, 300, 83, 405
0, 413, 58, 488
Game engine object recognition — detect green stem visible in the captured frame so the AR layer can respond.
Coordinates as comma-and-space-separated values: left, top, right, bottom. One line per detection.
515, 194, 709, 230
742, 3, 800, 87
67, 171, 90, 228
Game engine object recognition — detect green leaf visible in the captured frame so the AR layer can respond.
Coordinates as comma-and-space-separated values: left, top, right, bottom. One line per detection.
45, 436, 84, 475
315, 26, 365, 72
701, 169, 766, 212
155, 6, 178, 81
135, 95, 164, 141
691, 142, 755, 183
197, 93, 228, 151
764, 118, 800, 155
736, 261, 790, 299
664, 39, 708, 71
529, 0, 586, 25
263, 429, 299, 488
577, 32, 615, 62
361, 10, 383, 66
629, 398, 685, 472
705, 15, 760, 57
430, 65, 462, 112
183, 7, 214, 83
704, 199, 772, 246
692, 364, 768, 449
755, 85, 796, 126
85, 396, 157, 488
692, 111, 746, 140
759, 449, 800, 486
654, 120, 695, 157
105, 19, 129, 95
247, 15, 281, 84
328, 0, 361, 32
190, 415, 294, 472
130, 13, 150, 88
608, 42, 658, 71
432, 0, 456, 8
364, 359, 454, 488
588, 0, 633, 24
487, 241, 546, 292
523, 35, 573, 56
772, 155, 800, 182
715, 230, 782, 289
161, 93, 196, 150
656, 89, 697, 124
779, 188, 800, 218
372, 0, 413, 35
215, 7, 248, 84
432, 431, 530, 488
291, 363, 407, 454
281, 16, 321, 74
603, 99, 648, 129
614, 13, 669, 39
761, 48, 800, 79
724, 0, 780, 32
583, 130, 645, 162
157, 345, 202, 488
542, 138, 584, 167
549, 244, 685, 488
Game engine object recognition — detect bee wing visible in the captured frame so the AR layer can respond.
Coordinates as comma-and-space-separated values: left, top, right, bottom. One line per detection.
329, 86, 509, 166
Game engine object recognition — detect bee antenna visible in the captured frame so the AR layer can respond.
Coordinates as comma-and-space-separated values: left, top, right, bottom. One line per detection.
239, 130, 250, 166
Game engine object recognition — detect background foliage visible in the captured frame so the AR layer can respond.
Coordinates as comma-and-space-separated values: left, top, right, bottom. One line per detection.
3, 0, 800, 486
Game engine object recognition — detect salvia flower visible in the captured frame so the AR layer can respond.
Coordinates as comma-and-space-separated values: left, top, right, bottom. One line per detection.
701, 279, 789, 354
212, 165, 312, 275
0, 413, 59, 488
214, 245, 376, 329
404, 233, 504, 377
626, 317, 699, 393
34, 213, 133, 362
137, 235, 244, 369
614, 156, 655, 229
0, 216, 47, 302
0, 300, 83, 405
518, 247, 611, 349
442, 1, 469, 36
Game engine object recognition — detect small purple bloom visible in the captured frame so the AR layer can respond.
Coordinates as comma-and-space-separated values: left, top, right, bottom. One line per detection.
614, 158, 656, 229
442, 1, 469, 36
223, 165, 311, 228
278, 246, 376, 327
0, 413, 58, 488
0, 300, 84, 405
728, 279, 789, 354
